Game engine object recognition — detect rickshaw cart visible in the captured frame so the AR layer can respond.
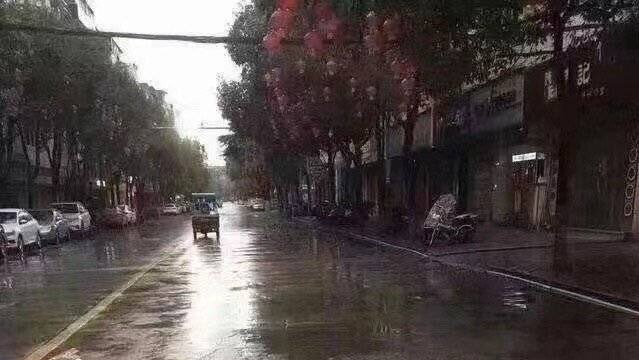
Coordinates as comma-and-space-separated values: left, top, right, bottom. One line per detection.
191, 193, 220, 240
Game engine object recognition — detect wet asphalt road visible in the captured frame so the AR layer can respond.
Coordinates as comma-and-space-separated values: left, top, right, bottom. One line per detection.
2, 205, 639, 360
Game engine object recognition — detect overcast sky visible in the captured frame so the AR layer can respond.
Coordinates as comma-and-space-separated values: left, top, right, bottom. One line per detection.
88, 0, 243, 166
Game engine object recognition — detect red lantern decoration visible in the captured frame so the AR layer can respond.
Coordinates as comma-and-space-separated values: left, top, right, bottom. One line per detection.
304, 30, 325, 56
277, 0, 300, 11
263, 30, 284, 55
269, 9, 295, 30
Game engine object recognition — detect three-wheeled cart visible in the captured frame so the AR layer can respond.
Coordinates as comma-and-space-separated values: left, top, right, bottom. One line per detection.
191, 193, 220, 240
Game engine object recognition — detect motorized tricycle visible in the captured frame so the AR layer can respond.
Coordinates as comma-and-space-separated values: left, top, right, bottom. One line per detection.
191, 193, 220, 240
424, 194, 478, 247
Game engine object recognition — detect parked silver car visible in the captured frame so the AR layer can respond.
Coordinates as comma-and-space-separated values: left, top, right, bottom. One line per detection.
0, 209, 42, 254
50, 202, 92, 232
30, 209, 71, 244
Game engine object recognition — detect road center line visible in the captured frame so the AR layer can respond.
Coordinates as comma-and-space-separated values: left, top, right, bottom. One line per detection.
23, 243, 188, 360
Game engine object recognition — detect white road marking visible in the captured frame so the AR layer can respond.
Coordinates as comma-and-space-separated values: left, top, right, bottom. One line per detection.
23, 243, 187, 360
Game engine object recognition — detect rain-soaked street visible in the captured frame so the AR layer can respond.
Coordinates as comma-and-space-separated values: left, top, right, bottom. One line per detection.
3, 205, 639, 360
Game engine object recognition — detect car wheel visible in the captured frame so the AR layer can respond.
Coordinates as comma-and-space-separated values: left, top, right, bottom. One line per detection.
35, 233, 42, 249
17, 235, 25, 255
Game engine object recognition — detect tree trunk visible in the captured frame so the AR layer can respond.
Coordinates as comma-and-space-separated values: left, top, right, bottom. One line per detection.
305, 171, 312, 214
353, 147, 363, 207
18, 124, 42, 209
376, 118, 386, 218
327, 151, 336, 205
45, 130, 63, 202
0, 116, 16, 188
109, 183, 116, 207
402, 104, 418, 239
115, 181, 121, 205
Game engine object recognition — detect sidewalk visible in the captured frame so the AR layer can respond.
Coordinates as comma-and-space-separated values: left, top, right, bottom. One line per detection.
295, 216, 639, 311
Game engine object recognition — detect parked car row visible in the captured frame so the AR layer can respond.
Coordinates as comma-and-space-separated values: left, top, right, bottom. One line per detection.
0, 201, 145, 257
0, 201, 89, 256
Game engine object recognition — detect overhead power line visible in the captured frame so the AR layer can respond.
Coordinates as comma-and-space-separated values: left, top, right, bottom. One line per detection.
0, 22, 292, 44
0, 22, 606, 58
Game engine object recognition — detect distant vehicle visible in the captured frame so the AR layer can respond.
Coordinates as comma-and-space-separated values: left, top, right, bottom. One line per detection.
29, 209, 70, 245
0, 209, 42, 254
50, 202, 92, 233
104, 205, 136, 227
191, 193, 220, 240
162, 204, 180, 215
251, 199, 266, 211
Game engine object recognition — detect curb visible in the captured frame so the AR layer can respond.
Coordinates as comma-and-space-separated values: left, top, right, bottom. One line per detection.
295, 218, 639, 317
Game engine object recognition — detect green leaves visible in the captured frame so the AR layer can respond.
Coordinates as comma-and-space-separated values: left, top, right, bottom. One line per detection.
0, 1, 209, 202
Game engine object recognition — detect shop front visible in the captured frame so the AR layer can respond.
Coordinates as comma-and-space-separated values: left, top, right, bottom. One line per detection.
444, 72, 553, 228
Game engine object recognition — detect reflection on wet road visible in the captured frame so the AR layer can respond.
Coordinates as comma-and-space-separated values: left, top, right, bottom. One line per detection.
3, 205, 639, 359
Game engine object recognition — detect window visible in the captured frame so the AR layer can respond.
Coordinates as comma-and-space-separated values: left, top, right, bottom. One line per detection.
31, 210, 53, 223
0, 212, 17, 224
52, 203, 79, 214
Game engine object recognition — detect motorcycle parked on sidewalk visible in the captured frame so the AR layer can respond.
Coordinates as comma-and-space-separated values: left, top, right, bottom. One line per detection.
424, 194, 478, 247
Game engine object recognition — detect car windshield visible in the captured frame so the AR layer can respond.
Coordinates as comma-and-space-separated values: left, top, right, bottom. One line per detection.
51, 204, 79, 214
30, 210, 53, 223
0, 212, 17, 224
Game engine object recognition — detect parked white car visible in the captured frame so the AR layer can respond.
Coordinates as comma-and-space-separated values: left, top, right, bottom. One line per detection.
50, 202, 92, 232
162, 204, 180, 215
118, 205, 137, 224
0, 209, 42, 254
